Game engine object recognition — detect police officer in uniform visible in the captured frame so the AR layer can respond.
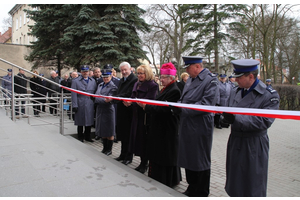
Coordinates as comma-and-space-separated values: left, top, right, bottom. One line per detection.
215, 74, 231, 129
266, 79, 272, 89
71, 65, 97, 143
2, 69, 12, 105
228, 75, 237, 88
222, 59, 280, 197
172, 56, 219, 197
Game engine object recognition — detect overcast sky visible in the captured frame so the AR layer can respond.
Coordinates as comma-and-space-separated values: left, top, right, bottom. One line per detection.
0, 4, 15, 33
1, 2, 299, 34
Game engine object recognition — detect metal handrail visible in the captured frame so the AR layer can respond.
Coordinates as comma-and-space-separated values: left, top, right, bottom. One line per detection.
0, 57, 71, 135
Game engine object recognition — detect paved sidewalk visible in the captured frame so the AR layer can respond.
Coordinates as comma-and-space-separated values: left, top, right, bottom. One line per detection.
0, 108, 299, 197
0, 109, 183, 197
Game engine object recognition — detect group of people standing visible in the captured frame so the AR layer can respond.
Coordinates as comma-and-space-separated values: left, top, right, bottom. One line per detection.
71, 57, 279, 197
1, 56, 280, 197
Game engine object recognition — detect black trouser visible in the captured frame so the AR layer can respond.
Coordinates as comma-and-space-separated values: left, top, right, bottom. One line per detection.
214, 114, 221, 127
77, 126, 92, 141
49, 99, 57, 114
15, 98, 25, 116
32, 100, 41, 115
185, 169, 211, 197
120, 140, 133, 161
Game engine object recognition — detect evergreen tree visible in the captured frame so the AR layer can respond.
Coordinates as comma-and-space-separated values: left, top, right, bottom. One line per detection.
25, 4, 150, 72
184, 4, 246, 73
25, 4, 73, 76
61, 4, 150, 69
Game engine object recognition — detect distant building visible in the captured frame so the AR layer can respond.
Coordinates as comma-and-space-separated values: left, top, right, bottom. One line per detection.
0, 27, 12, 43
8, 4, 36, 45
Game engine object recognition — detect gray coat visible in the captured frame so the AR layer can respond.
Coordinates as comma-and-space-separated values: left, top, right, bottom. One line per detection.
71, 76, 96, 126
95, 81, 117, 137
218, 81, 231, 106
177, 68, 218, 171
2, 74, 12, 97
225, 80, 280, 197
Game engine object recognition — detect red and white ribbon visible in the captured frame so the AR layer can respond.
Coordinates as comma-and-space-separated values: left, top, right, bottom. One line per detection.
62, 85, 300, 120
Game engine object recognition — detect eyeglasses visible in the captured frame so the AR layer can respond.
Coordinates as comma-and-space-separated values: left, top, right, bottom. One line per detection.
137, 73, 145, 75
160, 76, 169, 79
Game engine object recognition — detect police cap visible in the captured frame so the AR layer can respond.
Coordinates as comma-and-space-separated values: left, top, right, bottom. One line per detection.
182, 56, 204, 69
7, 69, 12, 72
103, 64, 114, 70
101, 69, 112, 77
219, 74, 227, 78
231, 59, 259, 78
80, 65, 90, 72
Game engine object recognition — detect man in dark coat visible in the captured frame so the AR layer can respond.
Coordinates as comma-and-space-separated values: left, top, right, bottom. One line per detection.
174, 56, 218, 197
14, 68, 28, 117
47, 70, 61, 115
221, 59, 279, 197
61, 74, 72, 119
109, 62, 137, 165
38, 74, 47, 112
71, 65, 97, 143
139, 62, 182, 188
92, 67, 102, 87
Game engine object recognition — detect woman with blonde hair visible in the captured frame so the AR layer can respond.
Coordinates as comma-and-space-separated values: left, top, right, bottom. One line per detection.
123, 64, 158, 174
177, 72, 189, 92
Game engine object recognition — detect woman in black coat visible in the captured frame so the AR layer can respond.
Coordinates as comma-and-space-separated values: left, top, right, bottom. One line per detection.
123, 65, 158, 174
138, 62, 182, 187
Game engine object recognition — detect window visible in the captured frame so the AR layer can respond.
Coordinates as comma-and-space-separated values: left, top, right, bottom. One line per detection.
28, 35, 30, 44
16, 19, 18, 31
19, 15, 22, 28
24, 13, 26, 25
16, 39, 18, 43
24, 35, 26, 44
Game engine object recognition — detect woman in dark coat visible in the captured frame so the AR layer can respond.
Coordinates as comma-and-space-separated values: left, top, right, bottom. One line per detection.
123, 65, 158, 174
94, 69, 118, 156
138, 62, 182, 187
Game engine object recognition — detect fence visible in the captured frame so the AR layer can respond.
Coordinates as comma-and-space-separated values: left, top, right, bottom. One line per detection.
0, 57, 73, 135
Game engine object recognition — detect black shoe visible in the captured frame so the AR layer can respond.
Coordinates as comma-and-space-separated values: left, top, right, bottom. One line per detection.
122, 160, 132, 165
216, 125, 222, 129
85, 138, 94, 142
138, 165, 148, 174
135, 164, 142, 171
95, 136, 100, 140
115, 156, 124, 161
104, 150, 112, 156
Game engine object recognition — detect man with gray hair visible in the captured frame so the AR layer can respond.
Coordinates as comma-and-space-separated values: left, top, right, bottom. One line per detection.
108, 62, 138, 165
47, 70, 61, 115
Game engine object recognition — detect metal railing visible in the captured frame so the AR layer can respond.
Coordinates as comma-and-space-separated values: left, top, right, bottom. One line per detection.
0, 58, 73, 135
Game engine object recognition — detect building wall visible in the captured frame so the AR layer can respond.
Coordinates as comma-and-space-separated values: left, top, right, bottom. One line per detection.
10, 4, 36, 45
0, 43, 33, 77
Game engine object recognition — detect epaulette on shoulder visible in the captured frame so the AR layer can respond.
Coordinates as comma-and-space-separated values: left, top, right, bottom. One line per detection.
266, 87, 277, 94
209, 73, 217, 77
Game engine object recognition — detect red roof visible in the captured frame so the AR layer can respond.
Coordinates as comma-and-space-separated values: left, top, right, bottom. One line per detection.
0, 27, 12, 43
